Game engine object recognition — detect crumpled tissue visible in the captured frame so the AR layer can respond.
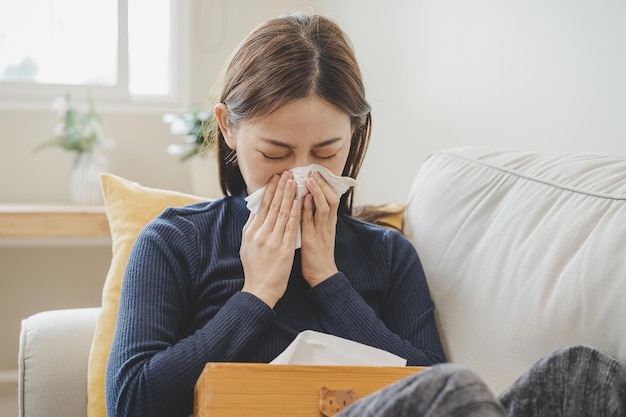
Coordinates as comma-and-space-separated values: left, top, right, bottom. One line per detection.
245, 164, 358, 249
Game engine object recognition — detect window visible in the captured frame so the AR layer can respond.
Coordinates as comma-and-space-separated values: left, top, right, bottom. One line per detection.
0, 0, 186, 108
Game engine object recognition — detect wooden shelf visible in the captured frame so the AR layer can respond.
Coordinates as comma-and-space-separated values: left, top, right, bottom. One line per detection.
0, 204, 110, 239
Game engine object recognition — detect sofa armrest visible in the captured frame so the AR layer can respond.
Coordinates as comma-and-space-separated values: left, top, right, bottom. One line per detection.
18, 307, 100, 417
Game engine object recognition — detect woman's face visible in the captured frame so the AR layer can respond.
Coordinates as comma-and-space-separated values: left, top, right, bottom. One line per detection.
216, 96, 353, 194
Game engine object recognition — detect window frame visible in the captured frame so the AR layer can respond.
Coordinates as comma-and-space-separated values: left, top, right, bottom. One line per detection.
0, 0, 190, 112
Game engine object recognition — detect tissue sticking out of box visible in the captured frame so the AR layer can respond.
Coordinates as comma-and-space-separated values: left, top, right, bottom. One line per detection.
270, 330, 407, 366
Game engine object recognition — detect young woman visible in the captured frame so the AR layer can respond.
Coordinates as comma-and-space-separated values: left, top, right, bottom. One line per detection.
106, 12, 445, 417
106, 11, 625, 417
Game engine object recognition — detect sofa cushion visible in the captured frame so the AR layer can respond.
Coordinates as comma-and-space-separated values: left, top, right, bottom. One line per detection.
20, 308, 101, 417
87, 174, 207, 417
404, 147, 626, 394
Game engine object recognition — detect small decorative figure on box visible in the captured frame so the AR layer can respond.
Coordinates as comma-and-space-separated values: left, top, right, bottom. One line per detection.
319, 387, 355, 417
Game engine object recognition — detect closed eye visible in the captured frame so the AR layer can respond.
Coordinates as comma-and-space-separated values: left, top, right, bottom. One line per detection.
313, 153, 337, 161
261, 152, 290, 161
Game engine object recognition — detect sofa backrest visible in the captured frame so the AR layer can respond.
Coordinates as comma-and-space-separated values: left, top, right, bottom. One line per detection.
404, 147, 626, 394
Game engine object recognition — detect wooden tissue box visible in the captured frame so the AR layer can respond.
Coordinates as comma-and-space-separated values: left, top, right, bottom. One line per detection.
194, 362, 426, 417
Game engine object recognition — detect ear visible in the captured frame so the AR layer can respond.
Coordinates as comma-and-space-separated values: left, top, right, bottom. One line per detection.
214, 102, 236, 150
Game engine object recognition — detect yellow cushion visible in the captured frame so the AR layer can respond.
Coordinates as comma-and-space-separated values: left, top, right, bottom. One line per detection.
352, 203, 405, 233
87, 173, 208, 417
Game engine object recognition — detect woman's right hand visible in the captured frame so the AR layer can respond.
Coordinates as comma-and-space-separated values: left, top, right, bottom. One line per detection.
240, 171, 301, 308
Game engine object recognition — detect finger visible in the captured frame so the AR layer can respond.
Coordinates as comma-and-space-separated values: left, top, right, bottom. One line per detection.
242, 212, 255, 237
283, 198, 301, 246
240, 212, 253, 250
272, 177, 297, 233
255, 174, 280, 221
301, 193, 314, 228
313, 172, 341, 208
306, 172, 338, 221
261, 171, 292, 233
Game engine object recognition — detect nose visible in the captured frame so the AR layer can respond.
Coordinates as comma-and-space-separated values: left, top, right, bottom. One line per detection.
293, 152, 313, 168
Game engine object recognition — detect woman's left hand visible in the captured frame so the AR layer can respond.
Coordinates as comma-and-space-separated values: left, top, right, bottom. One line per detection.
301, 171, 340, 287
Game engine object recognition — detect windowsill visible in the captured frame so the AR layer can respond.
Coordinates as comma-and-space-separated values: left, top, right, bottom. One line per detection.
0, 96, 188, 115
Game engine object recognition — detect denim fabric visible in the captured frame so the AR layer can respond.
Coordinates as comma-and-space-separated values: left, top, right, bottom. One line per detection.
338, 345, 626, 417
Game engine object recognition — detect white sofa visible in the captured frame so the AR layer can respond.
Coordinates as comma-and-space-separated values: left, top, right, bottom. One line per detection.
18, 147, 626, 417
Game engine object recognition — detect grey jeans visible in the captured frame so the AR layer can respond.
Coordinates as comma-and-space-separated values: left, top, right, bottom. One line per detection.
338, 345, 626, 417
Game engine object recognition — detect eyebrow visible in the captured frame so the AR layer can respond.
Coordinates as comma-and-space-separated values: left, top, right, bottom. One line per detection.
260, 137, 344, 149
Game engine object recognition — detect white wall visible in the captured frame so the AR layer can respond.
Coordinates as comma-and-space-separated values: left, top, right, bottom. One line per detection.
323, 0, 626, 204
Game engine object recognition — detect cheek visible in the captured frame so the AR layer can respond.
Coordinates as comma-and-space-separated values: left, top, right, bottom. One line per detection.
327, 146, 352, 176
238, 154, 287, 194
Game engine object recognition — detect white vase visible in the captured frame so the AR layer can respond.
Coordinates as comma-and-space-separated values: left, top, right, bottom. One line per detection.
190, 152, 221, 198
70, 151, 107, 205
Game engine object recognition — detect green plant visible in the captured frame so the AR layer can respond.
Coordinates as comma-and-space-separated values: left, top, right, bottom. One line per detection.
164, 108, 215, 161
35, 92, 107, 154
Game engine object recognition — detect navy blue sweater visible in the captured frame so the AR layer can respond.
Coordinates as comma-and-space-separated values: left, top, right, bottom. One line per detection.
106, 195, 445, 417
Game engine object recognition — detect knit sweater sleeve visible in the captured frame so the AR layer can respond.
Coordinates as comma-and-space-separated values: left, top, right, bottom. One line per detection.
309, 227, 446, 366
105, 210, 274, 417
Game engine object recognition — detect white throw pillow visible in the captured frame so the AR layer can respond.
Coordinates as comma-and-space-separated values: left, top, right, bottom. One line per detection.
404, 147, 626, 394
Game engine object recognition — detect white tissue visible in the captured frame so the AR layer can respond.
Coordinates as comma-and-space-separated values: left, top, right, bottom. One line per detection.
244, 164, 358, 249
270, 330, 407, 366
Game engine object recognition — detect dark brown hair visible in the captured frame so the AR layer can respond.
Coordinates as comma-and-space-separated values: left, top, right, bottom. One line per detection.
207, 12, 371, 214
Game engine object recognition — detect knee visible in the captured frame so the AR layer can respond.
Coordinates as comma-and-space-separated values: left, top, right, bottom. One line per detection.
558, 344, 608, 359
413, 364, 504, 416
428, 364, 480, 380
382, 364, 488, 397
543, 344, 624, 374
419, 363, 493, 394
506, 344, 626, 397
345, 364, 503, 417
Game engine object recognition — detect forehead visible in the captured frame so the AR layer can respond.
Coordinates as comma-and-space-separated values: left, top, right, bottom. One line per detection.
238, 96, 351, 144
